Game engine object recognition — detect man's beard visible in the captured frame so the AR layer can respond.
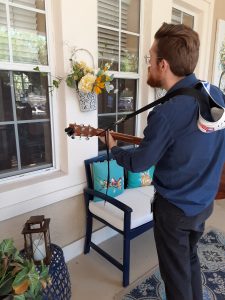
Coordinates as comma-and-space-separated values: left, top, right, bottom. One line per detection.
147, 75, 162, 88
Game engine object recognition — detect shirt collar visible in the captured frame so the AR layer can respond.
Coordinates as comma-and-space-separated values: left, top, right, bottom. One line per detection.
167, 73, 199, 94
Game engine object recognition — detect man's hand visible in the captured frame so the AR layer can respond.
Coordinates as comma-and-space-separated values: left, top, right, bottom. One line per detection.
98, 130, 117, 150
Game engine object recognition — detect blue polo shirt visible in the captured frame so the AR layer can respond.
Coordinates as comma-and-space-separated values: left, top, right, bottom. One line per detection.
111, 74, 225, 216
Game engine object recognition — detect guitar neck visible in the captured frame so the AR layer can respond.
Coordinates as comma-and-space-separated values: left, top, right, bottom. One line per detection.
65, 124, 143, 145
97, 129, 142, 145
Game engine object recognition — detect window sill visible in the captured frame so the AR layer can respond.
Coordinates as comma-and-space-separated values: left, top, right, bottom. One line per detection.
0, 169, 86, 221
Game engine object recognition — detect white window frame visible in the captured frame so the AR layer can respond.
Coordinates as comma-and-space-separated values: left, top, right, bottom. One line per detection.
97, 0, 142, 142
0, 0, 56, 181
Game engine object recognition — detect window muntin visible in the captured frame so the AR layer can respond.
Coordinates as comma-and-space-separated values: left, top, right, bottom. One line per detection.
0, 0, 52, 179
98, 78, 137, 151
97, 0, 140, 151
172, 8, 194, 28
0, 70, 52, 179
98, 0, 140, 72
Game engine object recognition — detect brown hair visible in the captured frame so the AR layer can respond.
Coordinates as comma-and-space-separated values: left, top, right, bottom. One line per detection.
154, 22, 200, 76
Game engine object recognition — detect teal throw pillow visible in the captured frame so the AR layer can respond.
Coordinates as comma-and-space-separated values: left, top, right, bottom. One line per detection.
127, 166, 155, 189
93, 160, 124, 202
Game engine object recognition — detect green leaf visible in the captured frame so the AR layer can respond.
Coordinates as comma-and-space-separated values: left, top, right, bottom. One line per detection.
53, 79, 60, 88
12, 267, 29, 287
33, 66, 40, 71
0, 239, 15, 256
14, 295, 26, 300
0, 276, 14, 296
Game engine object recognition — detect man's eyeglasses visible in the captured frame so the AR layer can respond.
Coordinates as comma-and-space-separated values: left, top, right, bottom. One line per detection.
144, 55, 163, 65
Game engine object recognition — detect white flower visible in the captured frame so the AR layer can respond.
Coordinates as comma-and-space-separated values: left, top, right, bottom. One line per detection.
78, 73, 96, 93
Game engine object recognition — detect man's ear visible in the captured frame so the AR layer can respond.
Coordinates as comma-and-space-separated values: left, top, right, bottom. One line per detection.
159, 59, 169, 72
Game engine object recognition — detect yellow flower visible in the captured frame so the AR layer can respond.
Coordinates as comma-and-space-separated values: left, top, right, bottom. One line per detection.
78, 73, 96, 93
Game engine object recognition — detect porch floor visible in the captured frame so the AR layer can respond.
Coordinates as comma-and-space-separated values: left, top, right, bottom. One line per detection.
67, 199, 225, 300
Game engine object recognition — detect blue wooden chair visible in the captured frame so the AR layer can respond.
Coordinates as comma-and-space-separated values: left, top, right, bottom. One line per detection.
83, 153, 154, 287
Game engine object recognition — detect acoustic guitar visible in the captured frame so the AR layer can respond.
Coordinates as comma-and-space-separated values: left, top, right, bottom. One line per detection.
65, 123, 142, 145
65, 123, 225, 199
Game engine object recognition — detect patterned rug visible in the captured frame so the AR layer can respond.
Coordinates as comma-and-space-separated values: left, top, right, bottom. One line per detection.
117, 229, 225, 300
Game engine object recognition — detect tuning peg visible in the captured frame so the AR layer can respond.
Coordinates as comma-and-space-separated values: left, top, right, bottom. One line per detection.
85, 137, 90, 140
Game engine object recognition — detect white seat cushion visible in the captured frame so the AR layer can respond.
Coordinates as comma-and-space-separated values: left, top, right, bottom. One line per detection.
89, 185, 155, 231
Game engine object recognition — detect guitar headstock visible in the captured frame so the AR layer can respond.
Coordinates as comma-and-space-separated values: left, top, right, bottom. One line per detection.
65, 123, 100, 139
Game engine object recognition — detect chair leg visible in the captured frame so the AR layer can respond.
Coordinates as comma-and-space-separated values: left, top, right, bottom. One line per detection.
84, 212, 93, 254
123, 235, 130, 287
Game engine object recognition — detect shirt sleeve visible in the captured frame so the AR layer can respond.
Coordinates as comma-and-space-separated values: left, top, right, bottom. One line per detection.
111, 109, 174, 172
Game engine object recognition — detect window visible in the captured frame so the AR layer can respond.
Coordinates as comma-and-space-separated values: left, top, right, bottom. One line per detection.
172, 7, 194, 28
97, 0, 140, 151
0, 0, 53, 179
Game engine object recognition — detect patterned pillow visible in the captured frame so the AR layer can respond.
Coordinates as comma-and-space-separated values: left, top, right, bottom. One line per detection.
93, 160, 124, 202
127, 166, 155, 189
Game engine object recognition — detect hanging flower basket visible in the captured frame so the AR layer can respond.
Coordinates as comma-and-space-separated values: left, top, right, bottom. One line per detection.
68, 47, 114, 112
34, 47, 114, 112
70, 48, 98, 112
77, 90, 97, 112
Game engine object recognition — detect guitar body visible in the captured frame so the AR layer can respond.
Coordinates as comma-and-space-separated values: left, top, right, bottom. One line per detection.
65, 123, 225, 199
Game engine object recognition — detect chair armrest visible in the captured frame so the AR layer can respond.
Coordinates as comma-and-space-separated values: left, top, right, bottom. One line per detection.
84, 187, 133, 213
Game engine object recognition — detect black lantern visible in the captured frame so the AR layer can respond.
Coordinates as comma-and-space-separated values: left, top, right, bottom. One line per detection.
22, 215, 51, 265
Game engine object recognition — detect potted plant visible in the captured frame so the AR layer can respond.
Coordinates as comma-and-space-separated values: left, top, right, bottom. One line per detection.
34, 48, 114, 112
0, 239, 50, 300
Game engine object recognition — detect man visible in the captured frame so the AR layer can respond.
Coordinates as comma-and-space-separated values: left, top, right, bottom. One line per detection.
99, 23, 225, 300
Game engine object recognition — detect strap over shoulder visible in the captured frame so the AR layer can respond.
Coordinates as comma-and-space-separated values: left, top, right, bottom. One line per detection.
109, 80, 225, 134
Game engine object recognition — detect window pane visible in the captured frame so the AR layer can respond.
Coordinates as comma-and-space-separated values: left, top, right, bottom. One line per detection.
118, 79, 136, 112
98, 0, 119, 29
10, 7, 48, 64
121, 33, 139, 72
0, 70, 14, 121
18, 121, 52, 168
98, 27, 119, 71
98, 79, 116, 114
0, 124, 18, 174
171, 8, 182, 25
0, 3, 9, 62
121, 0, 140, 33
13, 71, 50, 120
183, 12, 194, 28
117, 115, 135, 147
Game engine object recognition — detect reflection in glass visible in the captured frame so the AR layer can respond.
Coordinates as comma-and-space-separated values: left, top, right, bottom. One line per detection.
0, 71, 14, 122
0, 125, 18, 174
120, 33, 139, 72
118, 79, 136, 113
98, 79, 116, 114
183, 13, 194, 28
121, 0, 140, 33
11, 0, 45, 10
117, 116, 135, 147
13, 71, 49, 120
98, 0, 119, 29
98, 115, 116, 151
18, 122, 52, 168
171, 8, 181, 24
98, 27, 119, 71
10, 7, 48, 64
172, 8, 194, 29
0, 3, 9, 62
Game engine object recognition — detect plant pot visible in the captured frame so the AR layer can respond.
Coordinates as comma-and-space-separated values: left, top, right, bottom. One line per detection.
77, 91, 97, 112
